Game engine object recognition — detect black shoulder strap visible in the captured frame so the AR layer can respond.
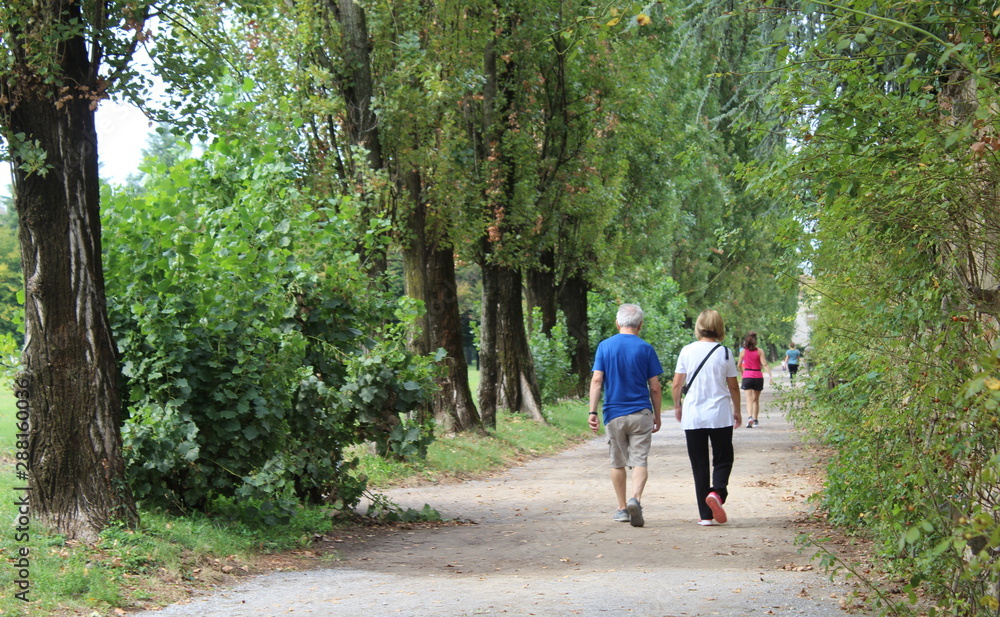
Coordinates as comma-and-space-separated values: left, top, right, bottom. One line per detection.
682, 344, 722, 395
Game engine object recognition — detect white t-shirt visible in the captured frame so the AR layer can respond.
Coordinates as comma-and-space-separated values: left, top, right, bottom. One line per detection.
675, 340, 738, 430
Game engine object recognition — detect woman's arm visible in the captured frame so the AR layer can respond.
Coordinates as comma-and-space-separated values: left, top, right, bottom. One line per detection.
672, 372, 686, 423
761, 353, 772, 378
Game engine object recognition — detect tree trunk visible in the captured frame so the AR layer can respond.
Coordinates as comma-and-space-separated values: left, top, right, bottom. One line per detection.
476, 15, 545, 425
477, 252, 500, 430
559, 273, 591, 397
3, 0, 139, 540
401, 172, 481, 434
525, 249, 557, 336
480, 261, 545, 422
330, 0, 387, 276
331, 0, 382, 171
426, 246, 482, 432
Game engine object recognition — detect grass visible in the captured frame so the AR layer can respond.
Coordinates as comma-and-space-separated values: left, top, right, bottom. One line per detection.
0, 378, 592, 617
468, 366, 481, 396
350, 397, 592, 488
0, 499, 339, 617
0, 389, 17, 456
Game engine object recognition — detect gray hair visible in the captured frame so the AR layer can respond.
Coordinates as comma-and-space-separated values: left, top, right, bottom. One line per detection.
616, 304, 644, 329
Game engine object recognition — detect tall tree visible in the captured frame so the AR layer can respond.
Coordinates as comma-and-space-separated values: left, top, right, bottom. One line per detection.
328, 0, 389, 276
473, 2, 547, 425
521, 11, 606, 393
521, 7, 648, 393
0, 0, 147, 539
329, 0, 482, 432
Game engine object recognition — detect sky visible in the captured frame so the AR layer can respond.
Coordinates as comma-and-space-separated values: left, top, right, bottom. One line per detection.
1, 98, 152, 205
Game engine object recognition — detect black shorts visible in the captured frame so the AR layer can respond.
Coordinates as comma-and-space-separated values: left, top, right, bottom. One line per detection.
741, 377, 764, 391
787, 363, 799, 375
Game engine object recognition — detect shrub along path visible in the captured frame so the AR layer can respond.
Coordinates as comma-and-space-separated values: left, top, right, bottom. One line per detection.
131, 380, 871, 616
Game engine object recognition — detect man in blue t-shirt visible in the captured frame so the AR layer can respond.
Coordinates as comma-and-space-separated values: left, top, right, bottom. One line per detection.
588, 304, 663, 528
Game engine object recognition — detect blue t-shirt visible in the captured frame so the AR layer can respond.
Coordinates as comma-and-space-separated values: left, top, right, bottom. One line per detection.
592, 333, 663, 424
785, 348, 801, 365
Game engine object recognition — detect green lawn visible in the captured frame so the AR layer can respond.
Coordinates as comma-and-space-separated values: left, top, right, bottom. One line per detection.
1, 385, 26, 508
1, 390, 18, 502
0, 389, 16, 455
467, 367, 480, 400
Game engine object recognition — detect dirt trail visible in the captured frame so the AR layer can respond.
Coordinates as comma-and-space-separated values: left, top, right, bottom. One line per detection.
132, 380, 868, 617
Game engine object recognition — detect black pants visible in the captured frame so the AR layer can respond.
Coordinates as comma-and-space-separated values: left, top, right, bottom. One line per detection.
685, 427, 734, 520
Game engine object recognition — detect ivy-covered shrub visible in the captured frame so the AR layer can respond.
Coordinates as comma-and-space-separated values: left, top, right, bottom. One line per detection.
748, 18, 1000, 611
103, 138, 437, 514
528, 307, 576, 404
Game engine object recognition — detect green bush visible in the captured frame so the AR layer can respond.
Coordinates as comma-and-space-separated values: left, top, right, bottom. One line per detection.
761, 73, 1000, 611
527, 307, 576, 404
103, 137, 437, 516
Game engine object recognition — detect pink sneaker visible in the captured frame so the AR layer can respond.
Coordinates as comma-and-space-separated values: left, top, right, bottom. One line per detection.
706, 492, 727, 524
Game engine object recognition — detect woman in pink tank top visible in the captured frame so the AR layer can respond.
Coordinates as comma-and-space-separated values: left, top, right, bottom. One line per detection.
737, 332, 772, 428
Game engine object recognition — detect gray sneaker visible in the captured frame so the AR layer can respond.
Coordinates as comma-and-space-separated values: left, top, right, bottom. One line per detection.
613, 508, 630, 523
626, 497, 644, 527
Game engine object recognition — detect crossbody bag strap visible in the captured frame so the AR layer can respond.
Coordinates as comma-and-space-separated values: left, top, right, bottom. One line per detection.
682, 344, 722, 396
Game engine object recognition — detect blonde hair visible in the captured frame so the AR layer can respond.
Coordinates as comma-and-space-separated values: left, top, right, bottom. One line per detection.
695, 309, 725, 341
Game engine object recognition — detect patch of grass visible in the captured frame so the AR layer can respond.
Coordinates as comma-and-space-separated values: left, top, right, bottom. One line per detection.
1, 389, 17, 456
467, 367, 480, 398
353, 397, 592, 488
0, 498, 340, 617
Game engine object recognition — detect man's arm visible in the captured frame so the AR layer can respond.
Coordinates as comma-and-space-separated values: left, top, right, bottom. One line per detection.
588, 371, 604, 434
728, 376, 742, 428
648, 375, 662, 433
671, 372, 686, 423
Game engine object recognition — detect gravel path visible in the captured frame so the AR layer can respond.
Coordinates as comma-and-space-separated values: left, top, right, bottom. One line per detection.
132, 380, 868, 617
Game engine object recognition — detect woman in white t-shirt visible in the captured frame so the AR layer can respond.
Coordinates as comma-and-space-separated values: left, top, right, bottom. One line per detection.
672, 309, 741, 526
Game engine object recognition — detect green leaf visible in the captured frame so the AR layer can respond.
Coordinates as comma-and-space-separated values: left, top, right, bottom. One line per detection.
360, 386, 377, 403
944, 129, 966, 148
